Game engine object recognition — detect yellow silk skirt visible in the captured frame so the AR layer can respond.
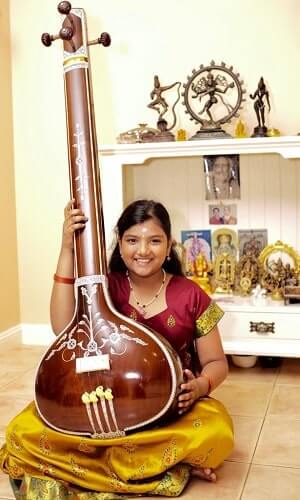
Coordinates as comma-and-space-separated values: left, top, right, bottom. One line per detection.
0, 397, 233, 498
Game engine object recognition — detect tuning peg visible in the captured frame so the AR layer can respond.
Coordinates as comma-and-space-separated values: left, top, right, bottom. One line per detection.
88, 32, 111, 47
41, 25, 73, 47
57, 1, 72, 15
59, 26, 73, 41
41, 33, 54, 47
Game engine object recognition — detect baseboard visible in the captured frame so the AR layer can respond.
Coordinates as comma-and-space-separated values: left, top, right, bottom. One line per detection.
0, 324, 22, 342
0, 323, 55, 346
21, 323, 55, 345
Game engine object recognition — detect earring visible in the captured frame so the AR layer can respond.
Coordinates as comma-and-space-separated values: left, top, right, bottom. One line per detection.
166, 255, 171, 261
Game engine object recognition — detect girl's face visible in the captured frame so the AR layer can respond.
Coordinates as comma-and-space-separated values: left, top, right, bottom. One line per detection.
119, 218, 171, 278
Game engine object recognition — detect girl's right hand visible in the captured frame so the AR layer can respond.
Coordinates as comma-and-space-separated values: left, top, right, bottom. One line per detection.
62, 199, 88, 250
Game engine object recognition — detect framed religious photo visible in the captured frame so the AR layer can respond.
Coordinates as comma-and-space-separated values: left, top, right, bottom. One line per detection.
181, 230, 212, 275
212, 228, 238, 260
204, 154, 240, 201
238, 229, 268, 258
209, 203, 237, 225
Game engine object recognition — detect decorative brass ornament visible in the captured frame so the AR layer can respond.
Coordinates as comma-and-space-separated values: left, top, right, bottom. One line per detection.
239, 276, 252, 295
235, 250, 260, 295
182, 60, 246, 139
214, 252, 236, 294
258, 240, 300, 300
117, 123, 160, 144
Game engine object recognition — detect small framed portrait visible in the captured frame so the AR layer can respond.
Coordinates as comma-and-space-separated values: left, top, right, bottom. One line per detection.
238, 229, 268, 258
209, 204, 237, 225
181, 230, 212, 274
212, 228, 238, 259
203, 154, 240, 201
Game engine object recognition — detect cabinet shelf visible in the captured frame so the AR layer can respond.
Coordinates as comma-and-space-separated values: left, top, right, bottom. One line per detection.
100, 135, 300, 163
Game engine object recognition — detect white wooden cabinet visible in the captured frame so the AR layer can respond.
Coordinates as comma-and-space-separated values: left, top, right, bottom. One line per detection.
214, 295, 300, 357
99, 136, 300, 357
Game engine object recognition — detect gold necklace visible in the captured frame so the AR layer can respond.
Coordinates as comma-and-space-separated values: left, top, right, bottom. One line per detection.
126, 269, 166, 316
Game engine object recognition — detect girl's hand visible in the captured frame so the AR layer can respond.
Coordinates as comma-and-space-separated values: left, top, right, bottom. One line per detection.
62, 199, 88, 250
178, 369, 208, 414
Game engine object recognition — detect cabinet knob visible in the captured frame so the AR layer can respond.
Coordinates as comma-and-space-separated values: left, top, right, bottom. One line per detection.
249, 321, 275, 334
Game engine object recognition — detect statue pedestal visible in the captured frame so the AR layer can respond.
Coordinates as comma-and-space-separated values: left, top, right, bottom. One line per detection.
252, 126, 268, 138
190, 127, 231, 140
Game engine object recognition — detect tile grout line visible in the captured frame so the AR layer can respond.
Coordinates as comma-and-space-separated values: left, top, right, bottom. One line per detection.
238, 363, 282, 499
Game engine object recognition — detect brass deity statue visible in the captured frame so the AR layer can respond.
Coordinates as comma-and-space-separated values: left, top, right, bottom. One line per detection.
235, 250, 259, 295
190, 252, 212, 295
260, 257, 295, 300
214, 252, 236, 294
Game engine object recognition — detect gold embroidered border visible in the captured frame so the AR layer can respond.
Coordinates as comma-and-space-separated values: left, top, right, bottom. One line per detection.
195, 302, 224, 337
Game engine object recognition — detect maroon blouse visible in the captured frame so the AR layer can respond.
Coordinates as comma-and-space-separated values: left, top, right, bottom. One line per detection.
108, 272, 223, 368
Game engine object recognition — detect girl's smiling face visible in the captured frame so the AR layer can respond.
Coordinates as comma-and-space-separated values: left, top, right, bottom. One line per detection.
119, 217, 171, 278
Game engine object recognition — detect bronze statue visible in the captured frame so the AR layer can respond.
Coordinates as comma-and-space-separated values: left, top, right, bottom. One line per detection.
250, 77, 271, 137
193, 72, 234, 123
182, 61, 245, 139
147, 75, 181, 142
148, 75, 177, 118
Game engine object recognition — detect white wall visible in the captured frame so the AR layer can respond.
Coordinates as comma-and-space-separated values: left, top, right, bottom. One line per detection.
9, 0, 300, 325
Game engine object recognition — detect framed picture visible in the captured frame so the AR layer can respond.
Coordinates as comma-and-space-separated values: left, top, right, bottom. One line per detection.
203, 154, 240, 201
181, 230, 212, 273
238, 229, 268, 258
212, 228, 238, 259
209, 203, 237, 225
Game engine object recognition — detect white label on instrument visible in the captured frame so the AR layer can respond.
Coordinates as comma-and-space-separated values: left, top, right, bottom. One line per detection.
76, 354, 110, 374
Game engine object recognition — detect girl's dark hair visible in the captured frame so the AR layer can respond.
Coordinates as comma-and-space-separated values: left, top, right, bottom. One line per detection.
109, 199, 183, 275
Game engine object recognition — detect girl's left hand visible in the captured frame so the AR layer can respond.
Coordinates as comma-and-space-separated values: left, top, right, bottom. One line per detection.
177, 369, 207, 414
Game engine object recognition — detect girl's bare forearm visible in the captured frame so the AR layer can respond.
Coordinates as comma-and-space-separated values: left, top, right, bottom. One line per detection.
50, 247, 76, 334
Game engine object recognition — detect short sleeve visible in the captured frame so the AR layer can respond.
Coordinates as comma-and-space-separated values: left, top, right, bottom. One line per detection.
195, 301, 224, 337
183, 278, 224, 338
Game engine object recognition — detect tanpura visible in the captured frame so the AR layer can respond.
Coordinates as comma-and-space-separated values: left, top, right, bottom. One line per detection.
35, 1, 183, 439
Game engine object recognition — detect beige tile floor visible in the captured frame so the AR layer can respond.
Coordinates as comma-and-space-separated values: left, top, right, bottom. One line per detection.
0, 333, 299, 499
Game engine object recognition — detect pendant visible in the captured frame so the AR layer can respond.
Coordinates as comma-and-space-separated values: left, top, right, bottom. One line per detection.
137, 305, 146, 316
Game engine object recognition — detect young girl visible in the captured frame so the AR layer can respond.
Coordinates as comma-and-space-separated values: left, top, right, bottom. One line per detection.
1, 199, 233, 498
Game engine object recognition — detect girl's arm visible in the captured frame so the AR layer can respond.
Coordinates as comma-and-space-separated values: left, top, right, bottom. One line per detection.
50, 200, 88, 334
178, 326, 228, 413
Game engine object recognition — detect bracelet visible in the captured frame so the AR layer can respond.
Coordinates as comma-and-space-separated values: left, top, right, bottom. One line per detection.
53, 273, 75, 285
201, 373, 213, 395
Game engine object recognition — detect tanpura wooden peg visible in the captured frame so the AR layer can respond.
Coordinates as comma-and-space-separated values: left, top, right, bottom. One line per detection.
88, 32, 111, 47
41, 2, 74, 47
41, 26, 73, 47
57, 1, 72, 15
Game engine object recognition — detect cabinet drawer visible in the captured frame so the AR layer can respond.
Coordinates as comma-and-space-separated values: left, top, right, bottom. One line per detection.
219, 311, 300, 340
